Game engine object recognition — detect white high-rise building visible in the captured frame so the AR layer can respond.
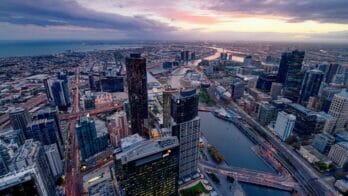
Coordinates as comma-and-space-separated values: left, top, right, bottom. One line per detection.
329, 89, 348, 132
45, 144, 63, 179
274, 111, 296, 141
328, 142, 348, 167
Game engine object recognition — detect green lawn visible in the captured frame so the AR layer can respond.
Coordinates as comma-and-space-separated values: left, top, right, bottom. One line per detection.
180, 181, 209, 196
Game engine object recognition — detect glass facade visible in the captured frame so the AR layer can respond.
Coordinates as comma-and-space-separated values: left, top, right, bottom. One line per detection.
115, 138, 179, 196
171, 89, 198, 124
126, 54, 148, 135
256, 72, 277, 93
299, 69, 324, 106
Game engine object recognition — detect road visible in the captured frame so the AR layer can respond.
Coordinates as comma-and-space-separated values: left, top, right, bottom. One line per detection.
228, 101, 337, 195
65, 67, 82, 196
199, 160, 296, 192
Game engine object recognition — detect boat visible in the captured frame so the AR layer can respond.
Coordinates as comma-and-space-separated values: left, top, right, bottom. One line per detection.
213, 108, 234, 122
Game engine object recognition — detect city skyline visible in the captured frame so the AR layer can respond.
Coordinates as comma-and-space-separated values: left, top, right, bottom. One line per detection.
0, 0, 347, 43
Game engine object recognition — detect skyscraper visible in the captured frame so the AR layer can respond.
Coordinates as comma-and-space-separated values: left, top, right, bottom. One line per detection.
171, 89, 200, 180
48, 79, 71, 111
126, 53, 148, 135
325, 63, 340, 84
299, 69, 324, 106
9, 107, 30, 144
270, 82, 282, 100
4, 139, 55, 195
280, 50, 305, 102
256, 72, 277, 93
329, 89, 348, 132
107, 111, 130, 147
274, 111, 296, 141
76, 115, 108, 160
114, 136, 179, 195
33, 107, 63, 149
44, 144, 63, 180
231, 78, 245, 100
26, 119, 63, 158
163, 87, 178, 128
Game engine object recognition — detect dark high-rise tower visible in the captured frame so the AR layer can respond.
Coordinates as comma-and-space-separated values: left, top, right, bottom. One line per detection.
299, 69, 324, 106
280, 50, 305, 102
325, 63, 340, 84
171, 89, 200, 180
9, 107, 31, 132
126, 53, 148, 135
256, 72, 277, 92
277, 50, 305, 84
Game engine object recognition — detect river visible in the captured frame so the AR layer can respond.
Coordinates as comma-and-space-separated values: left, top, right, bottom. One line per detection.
199, 112, 291, 196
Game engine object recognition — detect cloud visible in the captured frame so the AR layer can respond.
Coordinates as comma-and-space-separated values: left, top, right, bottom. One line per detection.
0, 0, 175, 37
207, 0, 348, 24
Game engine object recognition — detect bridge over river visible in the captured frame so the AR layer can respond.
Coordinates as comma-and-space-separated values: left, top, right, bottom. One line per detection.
198, 160, 298, 192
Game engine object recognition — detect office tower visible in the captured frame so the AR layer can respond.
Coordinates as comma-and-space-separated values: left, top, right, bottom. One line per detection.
125, 53, 148, 135
9, 107, 30, 144
316, 112, 336, 134
326, 63, 340, 84
76, 116, 108, 160
181, 50, 190, 61
280, 50, 305, 102
256, 72, 277, 93
2, 139, 55, 195
26, 119, 63, 158
163, 88, 178, 128
114, 136, 179, 196
43, 78, 52, 101
329, 89, 348, 132
277, 51, 304, 83
320, 86, 341, 112
328, 142, 348, 167
191, 51, 196, 60
299, 69, 324, 106
89, 74, 97, 91
107, 111, 130, 147
270, 82, 282, 100
49, 79, 71, 111
44, 144, 63, 180
33, 107, 63, 149
285, 103, 324, 136
274, 111, 296, 141
100, 76, 124, 92
220, 52, 228, 60
312, 132, 335, 154
171, 89, 200, 180
257, 102, 276, 126
243, 55, 252, 66
231, 79, 245, 100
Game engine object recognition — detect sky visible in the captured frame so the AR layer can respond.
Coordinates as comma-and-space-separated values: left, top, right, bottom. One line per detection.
0, 0, 348, 43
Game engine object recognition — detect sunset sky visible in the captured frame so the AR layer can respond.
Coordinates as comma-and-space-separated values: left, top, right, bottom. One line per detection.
1, 0, 348, 42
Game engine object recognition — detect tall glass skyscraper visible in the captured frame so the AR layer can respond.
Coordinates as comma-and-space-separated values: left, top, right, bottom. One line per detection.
299, 69, 324, 106
75, 116, 108, 160
171, 89, 200, 181
115, 136, 179, 196
278, 50, 305, 102
125, 53, 148, 135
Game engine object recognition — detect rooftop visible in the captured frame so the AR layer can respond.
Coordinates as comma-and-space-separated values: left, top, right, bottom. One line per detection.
336, 89, 348, 99
116, 136, 179, 164
120, 134, 145, 150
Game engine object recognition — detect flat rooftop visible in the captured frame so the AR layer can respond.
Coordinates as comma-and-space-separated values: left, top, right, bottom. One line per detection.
116, 136, 179, 164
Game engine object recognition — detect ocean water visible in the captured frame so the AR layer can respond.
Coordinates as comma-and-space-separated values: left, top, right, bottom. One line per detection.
0, 40, 141, 57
